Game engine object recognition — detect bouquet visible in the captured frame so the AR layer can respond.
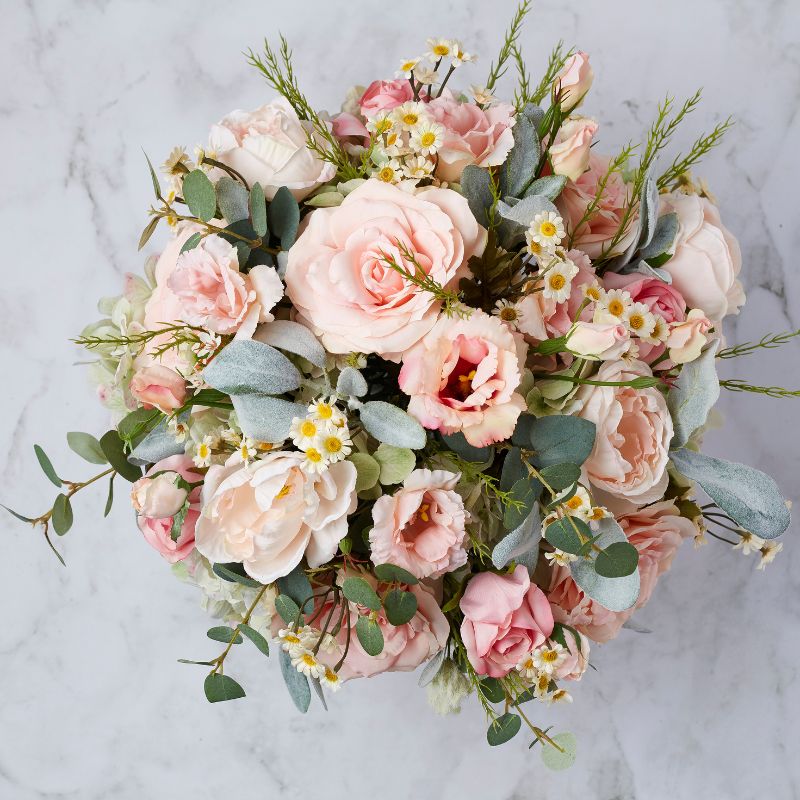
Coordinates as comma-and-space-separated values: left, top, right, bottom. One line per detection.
9, 1, 794, 767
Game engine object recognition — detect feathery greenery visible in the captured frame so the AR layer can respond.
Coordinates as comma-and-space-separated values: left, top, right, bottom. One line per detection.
658, 116, 735, 190
485, 0, 533, 91
529, 40, 575, 106
720, 380, 800, 398
718, 329, 800, 359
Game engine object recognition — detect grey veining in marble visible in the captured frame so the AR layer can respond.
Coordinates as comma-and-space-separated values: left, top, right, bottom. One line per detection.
1, 1, 799, 798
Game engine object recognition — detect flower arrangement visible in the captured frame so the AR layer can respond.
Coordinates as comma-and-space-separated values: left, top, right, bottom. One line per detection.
8, 1, 795, 767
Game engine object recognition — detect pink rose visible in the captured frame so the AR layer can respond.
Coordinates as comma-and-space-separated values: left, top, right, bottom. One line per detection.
131, 472, 188, 518
358, 79, 415, 117
136, 455, 202, 563
167, 235, 283, 337
566, 320, 629, 360
576, 359, 672, 506
667, 308, 713, 364
547, 501, 694, 642
194, 452, 356, 584
369, 469, 468, 579
284, 179, 485, 359
557, 154, 638, 259
556, 51, 594, 111
460, 565, 554, 678
130, 365, 187, 413
659, 192, 744, 321
399, 310, 527, 447
208, 98, 336, 201
548, 116, 598, 181
426, 94, 516, 182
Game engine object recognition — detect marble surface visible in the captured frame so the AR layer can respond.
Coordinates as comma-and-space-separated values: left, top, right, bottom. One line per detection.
1, 0, 799, 797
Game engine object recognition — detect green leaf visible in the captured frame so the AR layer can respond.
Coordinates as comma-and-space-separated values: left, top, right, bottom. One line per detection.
503, 477, 542, 530
492, 503, 541, 570
51, 494, 73, 536
117, 407, 161, 446
239, 623, 270, 656
350, 453, 381, 492
170, 502, 189, 542
500, 113, 539, 197
341, 576, 381, 610
336, 366, 368, 398
383, 588, 418, 626
203, 673, 245, 703
544, 516, 589, 555
177, 658, 217, 666
275, 594, 301, 625
66, 432, 108, 465
270, 186, 300, 249
143, 151, 162, 198
667, 341, 720, 449
373, 443, 416, 485
231, 395, 307, 443
254, 319, 326, 368
179, 232, 203, 253
98, 430, 142, 483
183, 169, 217, 222
34, 445, 61, 486
500, 446, 527, 492
128, 416, 185, 466
487, 713, 522, 746
277, 566, 313, 610
359, 401, 427, 449
373, 563, 419, 585
441, 431, 494, 463
524, 415, 596, 468
479, 677, 506, 704
249, 182, 268, 237
538, 463, 581, 491
202, 339, 301, 395
279, 649, 310, 712
640, 212, 679, 263
103, 474, 115, 518
207, 626, 243, 644
1, 505, 34, 523
523, 174, 567, 201
355, 616, 384, 656
212, 562, 263, 588
460, 165, 493, 228
594, 541, 639, 578
215, 176, 250, 223
497, 195, 559, 247
540, 732, 577, 770
137, 217, 160, 251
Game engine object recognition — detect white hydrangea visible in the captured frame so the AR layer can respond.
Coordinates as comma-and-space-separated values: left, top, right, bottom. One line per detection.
426, 658, 472, 715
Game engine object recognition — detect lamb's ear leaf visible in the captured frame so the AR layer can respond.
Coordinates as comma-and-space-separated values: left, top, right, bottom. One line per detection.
492, 503, 541, 570
254, 320, 326, 369
336, 366, 368, 398
231, 395, 307, 442
202, 340, 301, 395
278, 649, 311, 712
522, 174, 567, 201
359, 401, 427, 449
500, 112, 539, 198
460, 165, 493, 228
418, 647, 447, 687
667, 341, 720, 449
128, 417, 186, 466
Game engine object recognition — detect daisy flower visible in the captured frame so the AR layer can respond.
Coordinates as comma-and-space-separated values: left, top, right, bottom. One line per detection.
412, 66, 440, 86
582, 281, 604, 304
757, 541, 783, 570
403, 156, 434, 180
532, 672, 553, 698
192, 435, 214, 468
515, 653, 538, 681
290, 415, 321, 449
320, 666, 343, 692
528, 211, 566, 249
277, 628, 306, 656
395, 57, 421, 79
410, 120, 445, 155
541, 258, 579, 303
375, 160, 402, 184
624, 302, 657, 338
450, 41, 475, 67
543, 688, 573, 705
316, 429, 353, 464
301, 446, 328, 474
167, 417, 188, 444
308, 398, 346, 428
470, 84, 496, 106
366, 114, 395, 136
544, 549, 578, 567
733, 531, 765, 556
601, 288, 632, 319
394, 101, 426, 131
558, 485, 592, 519
231, 437, 257, 465
161, 145, 192, 177
532, 643, 568, 676
641, 314, 670, 345
291, 649, 326, 679
426, 37, 453, 62
192, 330, 221, 360
492, 299, 524, 330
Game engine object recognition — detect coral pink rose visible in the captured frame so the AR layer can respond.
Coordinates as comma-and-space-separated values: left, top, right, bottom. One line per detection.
284, 179, 485, 359
460, 565, 554, 678
659, 192, 744, 321
566, 320, 629, 360
167, 235, 283, 337
130, 364, 187, 413
208, 98, 336, 201
136, 455, 202, 563
194, 452, 356, 584
667, 308, 713, 364
549, 116, 598, 181
426, 93, 516, 182
547, 501, 694, 642
399, 310, 527, 447
575, 359, 672, 506
557, 154, 638, 259
358, 79, 415, 117
369, 469, 468, 579
556, 51, 594, 111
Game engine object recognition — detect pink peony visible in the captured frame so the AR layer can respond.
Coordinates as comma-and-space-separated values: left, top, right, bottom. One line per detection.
399, 310, 527, 447
426, 94, 516, 182
460, 565, 554, 678
284, 179, 485, 359
358, 79, 415, 117
548, 116, 598, 181
369, 469, 468, 579
556, 51, 594, 111
130, 364, 187, 413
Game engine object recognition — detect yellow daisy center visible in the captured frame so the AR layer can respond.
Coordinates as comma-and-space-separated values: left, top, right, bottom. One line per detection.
537, 674, 550, 691
300, 420, 317, 437
301, 653, 317, 667
306, 448, 323, 463
628, 313, 645, 330
419, 131, 436, 147
197, 444, 209, 458
586, 286, 601, 301
378, 166, 395, 182
316, 403, 333, 420
433, 44, 450, 56
541, 649, 560, 663
566, 496, 584, 510
324, 436, 342, 454
376, 119, 392, 134
539, 221, 557, 237
589, 507, 605, 520
401, 61, 416, 72
607, 299, 625, 316
549, 273, 566, 291
499, 306, 518, 322
324, 667, 338, 682
284, 633, 300, 644
402, 112, 419, 126
528, 240, 542, 255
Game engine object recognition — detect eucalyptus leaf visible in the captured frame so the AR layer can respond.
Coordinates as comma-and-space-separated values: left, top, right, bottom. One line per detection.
51, 494, 73, 536
279, 649, 311, 712
34, 445, 61, 486
541, 732, 577, 770
99, 430, 142, 482
128, 417, 185, 466
594, 541, 639, 578
231, 395, 307, 442
212, 562, 263, 589
373, 563, 419, 585
373, 443, 416, 485
460, 165, 493, 228
667, 341, 720, 449
215, 176, 250, 223
2, 505, 34, 523
277, 566, 313, 611
341, 576, 381, 610
522, 174, 567, 201
66, 432, 108, 465
238, 623, 269, 656
384, 588, 418, 626
418, 647, 447, 687
500, 113, 539, 198
179, 232, 203, 254
479, 677, 505, 704
526, 415, 596, 468
202, 339, 301, 395
138, 217, 160, 251
103, 474, 115, 517
117, 407, 161, 446
183, 169, 217, 222
270, 186, 300, 249
544, 516, 589, 555
254, 320, 326, 368
500, 446, 527, 492
275, 594, 301, 625
204, 673, 245, 703
355, 616, 384, 656
336, 367, 368, 398
249, 182, 268, 237
492, 503, 541, 570
503, 477, 542, 530
207, 626, 242, 644
538, 463, 581, 491
359, 401, 427, 449
441, 431, 493, 463
487, 713, 521, 746
349, 452, 381, 492
143, 151, 161, 198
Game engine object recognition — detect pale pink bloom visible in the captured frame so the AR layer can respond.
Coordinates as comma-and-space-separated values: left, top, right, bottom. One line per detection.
667, 308, 713, 364
575, 359, 672, 506
547, 501, 694, 643
567, 320, 630, 360
194, 452, 357, 584
460, 565, 554, 678
208, 98, 336, 201
549, 116, 598, 181
369, 469, 468, 579
136, 455, 202, 563
359, 79, 416, 117
131, 472, 188, 518
130, 364, 187, 413
331, 112, 370, 148
557, 154, 638, 259
399, 310, 527, 447
284, 179, 485, 359
426, 93, 516, 182
659, 192, 744, 321
552, 627, 590, 682
556, 51, 594, 111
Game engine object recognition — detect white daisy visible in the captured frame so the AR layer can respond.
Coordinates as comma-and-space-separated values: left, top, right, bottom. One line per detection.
366, 114, 395, 136
528, 211, 566, 248
395, 57, 421, 79
409, 120, 445, 156
515, 653, 538, 681
394, 101, 426, 131
291, 649, 326, 679
192, 330, 221, 360
733, 531, 765, 556
277, 628, 306, 656
301, 446, 328, 474
307, 398, 346, 428
167, 417, 188, 444
411, 65, 441, 86
601, 288, 632, 319
231, 437, 257, 465
290, 416, 321, 449
315, 429, 353, 464
532, 643, 568, 676
375, 160, 403, 184
543, 688, 573, 705
641, 314, 670, 345
470, 84, 496, 106
426, 37, 454, 62
161, 145, 192, 176
557, 485, 592, 519
624, 302, 657, 338
541, 258, 579, 303
450, 41, 475, 66
757, 541, 783, 570
544, 549, 578, 567
532, 672, 553, 698
492, 299, 524, 330
192, 435, 214, 468
320, 666, 343, 692
403, 156, 434, 180
582, 281, 604, 304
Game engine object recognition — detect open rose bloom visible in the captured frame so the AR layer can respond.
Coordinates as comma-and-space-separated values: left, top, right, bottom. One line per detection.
17, 11, 792, 756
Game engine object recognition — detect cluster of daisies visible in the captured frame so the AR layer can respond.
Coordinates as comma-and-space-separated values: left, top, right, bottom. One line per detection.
289, 398, 353, 474
276, 625, 342, 691
542, 486, 610, 568
515, 643, 575, 706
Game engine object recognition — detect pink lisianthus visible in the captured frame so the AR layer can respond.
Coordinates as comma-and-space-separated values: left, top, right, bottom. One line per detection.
129, 364, 187, 413
284, 179, 485, 359
399, 309, 527, 447
369, 469, 468, 580
358, 79, 416, 117
667, 308, 713, 364
555, 51, 594, 112
460, 565, 554, 678
136, 455, 202, 563
426, 93, 516, 182
547, 501, 694, 642
548, 116, 598, 181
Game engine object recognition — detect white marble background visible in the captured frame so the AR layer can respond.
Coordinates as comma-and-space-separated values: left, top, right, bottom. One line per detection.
1, 0, 799, 797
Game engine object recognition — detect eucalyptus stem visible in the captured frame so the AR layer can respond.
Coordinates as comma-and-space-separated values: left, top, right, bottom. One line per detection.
211, 585, 269, 675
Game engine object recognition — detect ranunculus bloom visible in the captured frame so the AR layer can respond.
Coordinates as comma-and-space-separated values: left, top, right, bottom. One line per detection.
131, 472, 188, 518
369, 469, 468, 579
284, 179, 485, 359
167, 235, 283, 337
556, 51, 594, 111
208, 98, 336, 201
130, 364, 187, 413
575, 359, 672, 506
667, 308, 713, 364
547, 501, 694, 642
549, 116, 598, 181
136, 455, 202, 563
426, 93, 516, 183
567, 320, 630, 360
358, 79, 415, 117
460, 565, 554, 678
659, 192, 744, 321
557, 154, 638, 259
194, 452, 357, 584
316, 571, 449, 680
399, 310, 527, 447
